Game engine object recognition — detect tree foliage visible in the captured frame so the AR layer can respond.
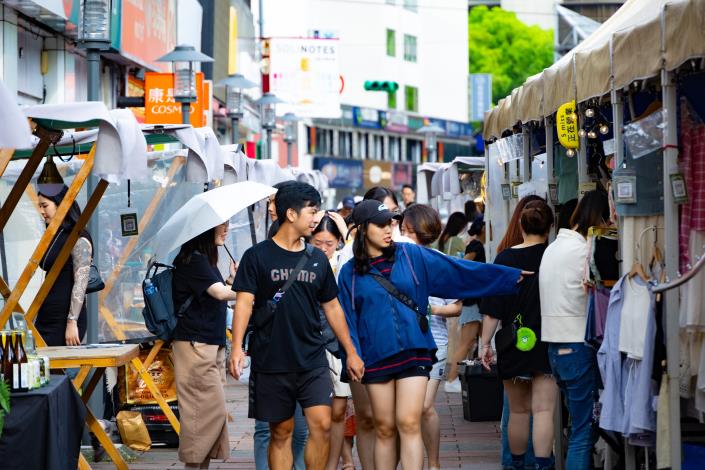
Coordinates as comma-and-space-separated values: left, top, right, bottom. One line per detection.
469, 6, 554, 104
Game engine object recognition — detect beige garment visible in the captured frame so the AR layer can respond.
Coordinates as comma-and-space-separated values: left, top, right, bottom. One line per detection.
173, 340, 230, 464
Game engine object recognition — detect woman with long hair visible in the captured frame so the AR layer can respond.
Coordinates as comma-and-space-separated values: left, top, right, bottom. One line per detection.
497, 195, 545, 254
539, 190, 610, 470
337, 186, 408, 470
36, 185, 93, 346
338, 200, 528, 470
481, 200, 558, 470
437, 212, 468, 256
400, 204, 462, 470
172, 223, 237, 469
311, 214, 355, 470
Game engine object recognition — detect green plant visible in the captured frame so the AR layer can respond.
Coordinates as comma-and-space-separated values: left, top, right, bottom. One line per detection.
469, 6, 554, 103
0, 380, 10, 437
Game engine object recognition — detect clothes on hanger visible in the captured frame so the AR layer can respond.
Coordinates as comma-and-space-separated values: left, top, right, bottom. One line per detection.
678, 98, 705, 272
619, 276, 653, 359
598, 275, 657, 437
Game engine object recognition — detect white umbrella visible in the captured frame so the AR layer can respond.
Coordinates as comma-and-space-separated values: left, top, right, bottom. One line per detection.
153, 181, 276, 261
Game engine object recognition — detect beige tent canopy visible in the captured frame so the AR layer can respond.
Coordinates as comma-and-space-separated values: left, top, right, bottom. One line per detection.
483, 0, 705, 139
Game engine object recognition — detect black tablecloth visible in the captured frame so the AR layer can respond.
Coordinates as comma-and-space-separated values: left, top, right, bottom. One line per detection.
0, 374, 86, 470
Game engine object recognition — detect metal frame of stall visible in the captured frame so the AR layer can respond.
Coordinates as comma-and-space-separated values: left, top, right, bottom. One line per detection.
0, 118, 187, 468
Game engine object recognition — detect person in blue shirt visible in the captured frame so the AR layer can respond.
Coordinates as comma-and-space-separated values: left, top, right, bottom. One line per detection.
337, 200, 526, 470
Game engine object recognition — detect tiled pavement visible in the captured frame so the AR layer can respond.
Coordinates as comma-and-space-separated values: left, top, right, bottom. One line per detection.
91, 378, 502, 469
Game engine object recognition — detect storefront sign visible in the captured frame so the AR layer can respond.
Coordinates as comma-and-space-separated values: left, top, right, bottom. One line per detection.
313, 157, 363, 189
556, 100, 579, 150
127, 75, 145, 123
382, 111, 409, 133
120, 0, 177, 71
144, 72, 205, 127
363, 160, 393, 190
392, 163, 414, 190
445, 120, 473, 139
268, 38, 341, 118
353, 107, 382, 129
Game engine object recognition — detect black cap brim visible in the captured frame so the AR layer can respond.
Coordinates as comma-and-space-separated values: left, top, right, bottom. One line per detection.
367, 211, 402, 226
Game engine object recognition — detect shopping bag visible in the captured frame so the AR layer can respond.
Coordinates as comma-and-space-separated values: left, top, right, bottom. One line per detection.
116, 410, 152, 451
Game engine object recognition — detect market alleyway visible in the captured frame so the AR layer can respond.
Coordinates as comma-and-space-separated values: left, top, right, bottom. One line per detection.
90, 378, 502, 469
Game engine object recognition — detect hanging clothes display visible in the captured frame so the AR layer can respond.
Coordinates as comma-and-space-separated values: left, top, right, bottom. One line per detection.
598, 275, 657, 439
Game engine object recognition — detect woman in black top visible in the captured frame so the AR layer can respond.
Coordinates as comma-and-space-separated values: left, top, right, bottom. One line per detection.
480, 200, 558, 470
171, 222, 237, 470
37, 186, 93, 346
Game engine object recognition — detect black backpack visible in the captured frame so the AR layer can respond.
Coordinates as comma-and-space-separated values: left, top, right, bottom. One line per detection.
141, 261, 193, 341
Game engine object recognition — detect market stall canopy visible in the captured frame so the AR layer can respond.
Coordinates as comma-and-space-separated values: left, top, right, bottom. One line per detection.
0, 80, 33, 149
142, 124, 226, 183
21, 102, 149, 182
483, 0, 705, 139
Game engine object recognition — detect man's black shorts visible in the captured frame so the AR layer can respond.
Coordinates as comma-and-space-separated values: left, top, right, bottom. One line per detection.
249, 366, 333, 422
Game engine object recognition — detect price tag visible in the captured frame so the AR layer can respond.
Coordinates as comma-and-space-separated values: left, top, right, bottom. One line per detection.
548, 183, 558, 205
501, 184, 512, 201
121, 213, 139, 237
670, 173, 688, 205
579, 181, 597, 198
613, 170, 637, 204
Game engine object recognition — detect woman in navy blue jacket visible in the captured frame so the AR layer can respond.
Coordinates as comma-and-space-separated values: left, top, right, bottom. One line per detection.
337, 200, 525, 470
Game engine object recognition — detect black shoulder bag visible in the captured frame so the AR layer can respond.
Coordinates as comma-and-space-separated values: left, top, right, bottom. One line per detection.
246, 244, 314, 352
368, 273, 429, 333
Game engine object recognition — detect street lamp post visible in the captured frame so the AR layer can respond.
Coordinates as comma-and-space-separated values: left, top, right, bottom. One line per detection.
156, 45, 214, 125
418, 123, 445, 163
282, 112, 299, 167
78, 0, 112, 101
218, 74, 258, 144
255, 93, 284, 159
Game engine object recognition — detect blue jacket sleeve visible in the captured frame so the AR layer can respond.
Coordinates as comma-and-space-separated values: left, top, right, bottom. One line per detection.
337, 265, 362, 358
413, 244, 522, 300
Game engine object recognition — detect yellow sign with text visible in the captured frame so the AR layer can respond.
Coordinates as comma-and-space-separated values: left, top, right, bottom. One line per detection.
557, 100, 579, 149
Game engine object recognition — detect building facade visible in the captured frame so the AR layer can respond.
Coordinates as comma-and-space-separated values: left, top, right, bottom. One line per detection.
258, 0, 473, 197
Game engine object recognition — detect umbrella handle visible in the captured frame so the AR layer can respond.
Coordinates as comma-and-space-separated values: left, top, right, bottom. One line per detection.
223, 245, 237, 264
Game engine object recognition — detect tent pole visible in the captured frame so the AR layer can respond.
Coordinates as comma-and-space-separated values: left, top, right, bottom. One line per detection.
661, 68, 681, 470
522, 126, 531, 183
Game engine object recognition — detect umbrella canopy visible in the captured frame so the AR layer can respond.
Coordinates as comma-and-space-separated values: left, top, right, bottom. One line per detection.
153, 181, 276, 261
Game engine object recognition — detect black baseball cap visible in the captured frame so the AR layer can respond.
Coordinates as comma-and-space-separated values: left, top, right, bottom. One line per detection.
342, 196, 355, 209
352, 200, 402, 227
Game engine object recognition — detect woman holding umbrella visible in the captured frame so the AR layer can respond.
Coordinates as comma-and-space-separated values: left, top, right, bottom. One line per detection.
156, 181, 276, 470
172, 221, 237, 469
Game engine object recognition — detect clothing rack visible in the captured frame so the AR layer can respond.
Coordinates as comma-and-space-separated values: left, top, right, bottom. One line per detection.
653, 248, 705, 293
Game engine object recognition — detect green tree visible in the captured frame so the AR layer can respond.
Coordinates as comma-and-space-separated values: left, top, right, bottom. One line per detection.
469, 6, 554, 103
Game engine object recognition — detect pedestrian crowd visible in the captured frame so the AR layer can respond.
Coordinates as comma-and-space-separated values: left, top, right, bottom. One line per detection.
164, 179, 610, 470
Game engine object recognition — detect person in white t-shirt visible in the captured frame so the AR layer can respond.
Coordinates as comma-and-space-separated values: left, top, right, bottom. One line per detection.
400, 204, 461, 470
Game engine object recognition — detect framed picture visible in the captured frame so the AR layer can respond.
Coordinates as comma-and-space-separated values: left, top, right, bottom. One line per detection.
670, 173, 689, 204
501, 184, 512, 200
121, 213, 139, 237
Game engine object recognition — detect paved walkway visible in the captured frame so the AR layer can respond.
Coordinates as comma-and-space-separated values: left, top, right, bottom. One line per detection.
91, 378, 502, 469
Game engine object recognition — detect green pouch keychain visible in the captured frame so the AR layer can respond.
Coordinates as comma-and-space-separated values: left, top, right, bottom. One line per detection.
514, 315, 537, 352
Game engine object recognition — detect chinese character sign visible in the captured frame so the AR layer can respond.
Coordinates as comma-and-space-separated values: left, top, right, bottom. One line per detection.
144, 72, 205, 127
556, 100, 580, 149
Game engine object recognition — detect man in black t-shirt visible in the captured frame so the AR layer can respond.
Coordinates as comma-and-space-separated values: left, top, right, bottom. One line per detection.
230, 182, 364, 470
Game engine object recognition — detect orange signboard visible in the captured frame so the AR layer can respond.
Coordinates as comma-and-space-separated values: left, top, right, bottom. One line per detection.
144, 72, 205, 127
121, 0, 177, 71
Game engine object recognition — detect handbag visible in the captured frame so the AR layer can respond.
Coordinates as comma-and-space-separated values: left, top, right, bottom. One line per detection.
494, 274, 537, 354
86, 264, 105, 294
368, 273, 429, 333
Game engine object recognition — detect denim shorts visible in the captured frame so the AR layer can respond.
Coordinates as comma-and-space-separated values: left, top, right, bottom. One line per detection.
460, 304, 482, 325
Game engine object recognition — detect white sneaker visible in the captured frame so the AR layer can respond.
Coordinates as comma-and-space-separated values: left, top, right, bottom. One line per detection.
444, 378, 462, 393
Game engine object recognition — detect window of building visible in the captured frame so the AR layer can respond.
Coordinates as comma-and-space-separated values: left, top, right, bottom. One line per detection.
374, 135, 385, 161
406, 138, 422, 163
388, 90, 397, 109
405, 86, 418, 112
386, 29, 396, 57
403, 35, 417, 62
390, 137, 402, 162
315, 128, 334, 156
403, 0, 418, 12
358, 132, 368, 159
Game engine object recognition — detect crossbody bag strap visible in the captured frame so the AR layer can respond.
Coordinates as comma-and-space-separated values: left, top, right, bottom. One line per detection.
369, 273, 420, 316
275, 243, 314, 300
